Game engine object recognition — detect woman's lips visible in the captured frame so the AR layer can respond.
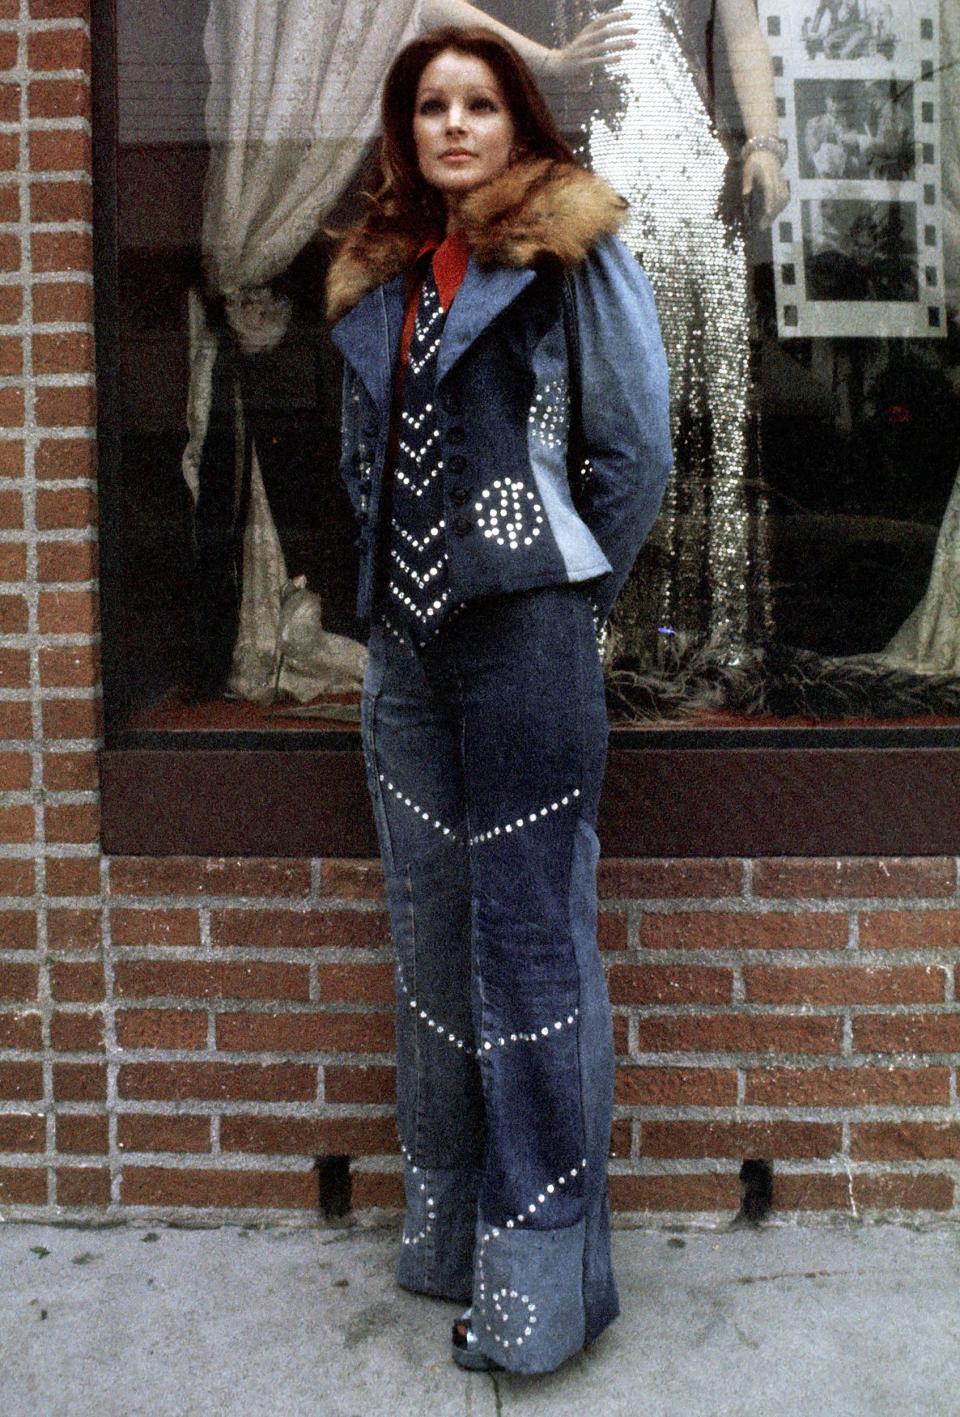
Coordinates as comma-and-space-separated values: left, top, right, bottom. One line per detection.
440, 151, 474, 162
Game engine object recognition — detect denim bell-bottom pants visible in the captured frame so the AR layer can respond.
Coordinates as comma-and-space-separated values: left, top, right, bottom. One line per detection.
360, 585, 619, 1375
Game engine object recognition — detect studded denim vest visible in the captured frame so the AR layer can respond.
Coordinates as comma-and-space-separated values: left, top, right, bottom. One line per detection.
380, 268, 461, 647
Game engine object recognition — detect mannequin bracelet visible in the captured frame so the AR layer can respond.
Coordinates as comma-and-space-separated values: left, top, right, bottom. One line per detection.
741, 134, 788, 165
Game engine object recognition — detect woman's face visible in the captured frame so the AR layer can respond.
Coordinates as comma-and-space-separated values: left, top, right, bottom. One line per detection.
413, 50, 516, 207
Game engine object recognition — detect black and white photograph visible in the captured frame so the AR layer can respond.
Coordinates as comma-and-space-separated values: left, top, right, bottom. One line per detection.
802, 196, 918, 300
796, 77, 915, 180
799, 0, 900, 61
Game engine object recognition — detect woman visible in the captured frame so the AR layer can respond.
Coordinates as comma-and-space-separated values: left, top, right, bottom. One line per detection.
326, 25, 672, 1375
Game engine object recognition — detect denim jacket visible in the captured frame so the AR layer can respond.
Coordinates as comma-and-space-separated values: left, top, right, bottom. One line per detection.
326, 158, 673, 626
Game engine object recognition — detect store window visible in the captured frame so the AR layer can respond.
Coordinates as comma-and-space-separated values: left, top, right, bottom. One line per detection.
95, 0, 960, 855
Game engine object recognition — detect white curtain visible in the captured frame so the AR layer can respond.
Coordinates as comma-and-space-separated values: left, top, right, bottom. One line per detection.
184, 0, 424, 702
881, 0, 960, 672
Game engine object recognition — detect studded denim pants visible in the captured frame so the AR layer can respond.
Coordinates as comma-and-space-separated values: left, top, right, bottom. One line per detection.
360, 585, 619, 1375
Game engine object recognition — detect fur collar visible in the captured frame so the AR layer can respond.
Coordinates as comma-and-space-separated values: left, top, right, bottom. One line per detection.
325, 157, 627, 323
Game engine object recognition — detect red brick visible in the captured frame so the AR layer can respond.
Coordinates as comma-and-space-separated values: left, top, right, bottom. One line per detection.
32, 281, 93, 324
0, 1167, 47, 1204
56, 1114, 107, 1153
633, 1013, 842, 1056
0, 233, 20, 270
852, 1122, 960, 1161
0, 701, 31, 737
35, 383, 96, 427
0, 540, 26, 577
0, 748, 31, 787
50, 1009, 103, 1051
50, 960, 103, 1002
27, 30, 91, 73
38, 591, 98, 636
0, 858, 35, 895
30, 0, 90, 15
0, 33, 16, 69
0, 438, 23, 475
114, 961, 309, 1002
0, 183, 18, 221
32, 332, 93, 375
0, 594, 27, 634
47, 907, 99, 950
28, 77, 89, 119
859, 910, 960, 950
117, 1114, 211, 1153
0, 962, 37, 1001
0, 334, 22, 374
117, 1062, 316, 1103
37, 539, 97, 581
744, 964, 945, 1005
639, 910, 847, 951
599, 858, 743, 897
41, 697, 102, 739
0, 1062, 43, 1099
318, 859, 384, 899
0, 1013, 42, 1048
29, 131, 92, 175
109, 856, 312, 898
44, 801, 100, 843
316, 964, 394, 1004
352, 1170, 403, 1209
0, 386, 24, 424
853, 1012, 960, 1054
0, 647, 27, 688
31, 177, 92, 223
614, 1066, 737, 1106
609, 1173, 742, 1213
42, 633, 97, 690
641, 1121, 840, 1159
52, 1061, 105, 1100
43, 749, 98, 791
597, 911, 627, 949
115, 1008, 207, 1051
0, 912, 38, 949
0, 488, 23, 527
109, 908, 201, 948
770, 1173, 857, 1211
746, 1066, 950, 1107
211, 908, 390, 950
0, 83, 17, 122
0, 134, 18, 171
853, 1173, 953, 1211
0, 804, 35, 842
45, 856, 100, 896
36, 487, 96, 527
0, 0, 16, 14
0, 1114, 44, 1151
752, 858, 956, 900
606, 963, 732, 1005
324, 1065, 395, 1104
221, 1116, 397, 1156
56, 1167, 110, 1206
0, 286, 22, 324
216, 1010, 394, 1054
121, 1166, 318, 1210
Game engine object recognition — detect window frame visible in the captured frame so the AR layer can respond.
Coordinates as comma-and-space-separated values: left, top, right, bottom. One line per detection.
93, 0, 960, 858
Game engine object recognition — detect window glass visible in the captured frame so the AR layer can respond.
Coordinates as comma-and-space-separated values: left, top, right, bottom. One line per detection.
112, 0, 960, 735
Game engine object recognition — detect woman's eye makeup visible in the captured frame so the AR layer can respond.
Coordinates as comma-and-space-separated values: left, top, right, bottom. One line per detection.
416, 93, 501, 115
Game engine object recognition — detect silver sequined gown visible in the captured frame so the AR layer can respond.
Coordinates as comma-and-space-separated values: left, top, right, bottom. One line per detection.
587, 0, 772, 646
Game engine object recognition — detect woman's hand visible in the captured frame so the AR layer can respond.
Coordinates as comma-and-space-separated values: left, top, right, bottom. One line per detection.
542, 7, 640, 80
742, 149, 790, 230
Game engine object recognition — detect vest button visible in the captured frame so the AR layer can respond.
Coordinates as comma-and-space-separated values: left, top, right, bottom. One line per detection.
447, 453, 466, 474
446, 424, 465, 445
450, 487, 468, 507
452, 517, 472, 537
442, 390, 462, 414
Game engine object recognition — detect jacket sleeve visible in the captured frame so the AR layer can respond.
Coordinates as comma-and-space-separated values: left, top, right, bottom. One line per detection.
568, 233, 673, 626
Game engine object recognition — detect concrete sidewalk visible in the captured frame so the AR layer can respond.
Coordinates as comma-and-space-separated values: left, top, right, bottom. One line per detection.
1, 1217, 958, 1417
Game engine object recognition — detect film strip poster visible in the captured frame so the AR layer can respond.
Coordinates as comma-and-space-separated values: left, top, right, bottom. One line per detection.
759, 0, 946, 338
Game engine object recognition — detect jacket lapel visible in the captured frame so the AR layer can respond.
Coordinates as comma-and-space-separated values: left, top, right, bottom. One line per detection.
436, 259, 535, 384
330, 272, 406, 418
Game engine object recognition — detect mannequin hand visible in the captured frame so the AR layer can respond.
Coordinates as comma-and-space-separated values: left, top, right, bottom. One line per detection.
542, 7, 640, 80
742, 149, 790, 230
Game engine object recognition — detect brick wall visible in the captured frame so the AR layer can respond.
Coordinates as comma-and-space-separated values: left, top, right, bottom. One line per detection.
2, 4, 959, 1224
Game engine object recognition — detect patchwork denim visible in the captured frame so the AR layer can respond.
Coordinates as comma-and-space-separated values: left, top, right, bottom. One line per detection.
360, 585, 619, 1375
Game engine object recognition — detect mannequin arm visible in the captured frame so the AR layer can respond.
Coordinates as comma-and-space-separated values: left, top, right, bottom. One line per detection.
716, 0, 790, 227
420, 0, 639, 81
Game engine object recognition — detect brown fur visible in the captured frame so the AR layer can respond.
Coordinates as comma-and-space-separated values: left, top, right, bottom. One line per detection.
325, 158, 627, 323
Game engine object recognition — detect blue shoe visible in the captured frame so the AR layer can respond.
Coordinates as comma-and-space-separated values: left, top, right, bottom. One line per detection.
451, 1308, 504, 1372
